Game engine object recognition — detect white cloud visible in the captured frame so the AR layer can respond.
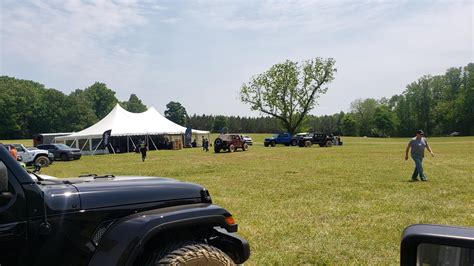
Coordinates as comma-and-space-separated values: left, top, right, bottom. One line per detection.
1, 0, 471, 116
183, 1, 406, 32
161, 17, 181, 24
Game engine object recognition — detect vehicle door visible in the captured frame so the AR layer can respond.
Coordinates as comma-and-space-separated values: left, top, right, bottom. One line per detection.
282, 133, 291, 143
48, 145, 60, 158
0, 160, 28, 264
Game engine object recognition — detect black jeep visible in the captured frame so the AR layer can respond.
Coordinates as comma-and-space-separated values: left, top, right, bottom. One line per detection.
298, 133, 335, 147
0, 145, 250, 265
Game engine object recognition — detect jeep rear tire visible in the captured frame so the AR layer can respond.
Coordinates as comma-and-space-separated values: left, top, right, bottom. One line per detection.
146, 242, 235, 266
304, 140, 312, 147
35, 156, 50, 167
325, 140, 333, 147
228, 144, 235, 152
214, 147, 220, 153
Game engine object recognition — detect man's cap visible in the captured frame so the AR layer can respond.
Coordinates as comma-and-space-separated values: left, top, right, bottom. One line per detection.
416, 130, 424, 135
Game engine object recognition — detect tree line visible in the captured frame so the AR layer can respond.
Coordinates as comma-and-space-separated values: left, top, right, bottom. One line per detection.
1, 62, 472, 139
0, 76, 146, 139
187, 63, 472, 137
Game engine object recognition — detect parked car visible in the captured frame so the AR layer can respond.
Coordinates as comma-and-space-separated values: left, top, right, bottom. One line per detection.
264, 132, 294, 147
37, 143, 82, 161
298, 133, 335, 147
0, 145, 250, 265
7, 143, 53, 167
242, 135, 253, 145
214, 134, 248, 153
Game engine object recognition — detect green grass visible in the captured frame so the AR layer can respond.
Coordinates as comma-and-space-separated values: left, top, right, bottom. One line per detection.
2, 135, 473, 264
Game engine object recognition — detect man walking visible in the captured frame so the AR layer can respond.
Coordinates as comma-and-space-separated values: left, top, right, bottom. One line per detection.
405, 130, 434, 181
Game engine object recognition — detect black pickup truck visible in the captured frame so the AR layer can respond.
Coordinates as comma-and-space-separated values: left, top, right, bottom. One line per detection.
0, 145, 250, 265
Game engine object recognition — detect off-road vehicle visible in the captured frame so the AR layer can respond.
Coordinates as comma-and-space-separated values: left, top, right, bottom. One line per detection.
7, 143, 53, 167
0, 145, 250, 265
214, 134, 248, 153
297, 133, 335, 147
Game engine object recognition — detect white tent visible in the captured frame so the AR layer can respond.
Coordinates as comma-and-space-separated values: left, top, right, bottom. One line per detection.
55, 104, 209, 154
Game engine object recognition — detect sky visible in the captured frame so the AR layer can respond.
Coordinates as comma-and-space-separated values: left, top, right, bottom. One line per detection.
0, 0, 472, 117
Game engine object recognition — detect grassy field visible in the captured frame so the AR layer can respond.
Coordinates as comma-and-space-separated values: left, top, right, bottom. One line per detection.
3, 135, 473, 264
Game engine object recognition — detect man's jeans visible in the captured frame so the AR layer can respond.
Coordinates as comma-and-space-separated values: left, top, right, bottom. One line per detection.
411, 156, 426, 180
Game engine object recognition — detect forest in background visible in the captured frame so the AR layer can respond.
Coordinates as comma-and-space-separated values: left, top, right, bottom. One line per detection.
1, 63, 472, 139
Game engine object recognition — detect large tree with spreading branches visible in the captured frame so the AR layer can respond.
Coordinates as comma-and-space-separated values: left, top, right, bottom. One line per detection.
240, 57, 336, 135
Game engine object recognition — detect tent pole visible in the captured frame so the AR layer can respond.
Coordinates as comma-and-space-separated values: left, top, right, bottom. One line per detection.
71, 138, 77, 148
130, 137, 137, 151
109, 143, 116, 154
91, 139, 103, 156
80, 139, 89, 151
127, 136, 129, 153
149, 135, 158, 151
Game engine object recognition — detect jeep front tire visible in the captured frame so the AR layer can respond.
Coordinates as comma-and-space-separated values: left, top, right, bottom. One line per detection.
228, 144, 235, 152
147, 242, 235, 266
35, 156, 50, 167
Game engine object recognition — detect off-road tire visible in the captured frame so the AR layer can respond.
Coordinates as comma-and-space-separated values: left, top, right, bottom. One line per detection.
264, 143, 269, 147
242, 143, 248, 151
304, 140, 312, 147
228, 144, 235, 152
214, 138, 222, 147
214, 146, 221, 153
34, 156, 50, 167
146, 242, 235, 266
291, 139, 297, 146
60, 153, 68, 161
325, 140, 333, 147
270, 141, 276, 147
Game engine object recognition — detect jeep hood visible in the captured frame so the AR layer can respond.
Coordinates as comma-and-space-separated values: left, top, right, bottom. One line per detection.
40, 176, 206, 212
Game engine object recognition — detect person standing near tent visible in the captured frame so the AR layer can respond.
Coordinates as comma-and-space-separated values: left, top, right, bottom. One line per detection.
204, 138, 209, 152
405, 130, 434, 181
139, 140, 148, 162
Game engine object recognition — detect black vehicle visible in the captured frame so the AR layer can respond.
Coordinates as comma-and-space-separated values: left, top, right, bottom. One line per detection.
0, 145, 250, 265
37, 143, 82, 161
297, 133, 336, 147
400, 224, 474, 265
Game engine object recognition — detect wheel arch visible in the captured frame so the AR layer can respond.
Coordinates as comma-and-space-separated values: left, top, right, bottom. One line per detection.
89, 204, 246, 266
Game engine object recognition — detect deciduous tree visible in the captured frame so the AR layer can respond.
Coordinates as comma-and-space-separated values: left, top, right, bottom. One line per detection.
240, 58, 336, 135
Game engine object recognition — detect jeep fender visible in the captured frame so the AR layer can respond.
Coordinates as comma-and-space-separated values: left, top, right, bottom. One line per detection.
89, 203, 250, 266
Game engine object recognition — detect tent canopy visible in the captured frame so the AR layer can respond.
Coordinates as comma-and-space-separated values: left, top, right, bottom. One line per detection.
56, 104, 209, 141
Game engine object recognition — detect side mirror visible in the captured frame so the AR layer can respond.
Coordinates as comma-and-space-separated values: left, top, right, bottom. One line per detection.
0, 161, 8, 193
401, 224, 474, 266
